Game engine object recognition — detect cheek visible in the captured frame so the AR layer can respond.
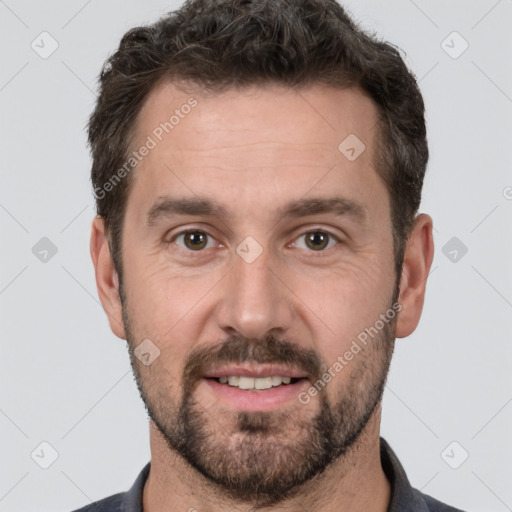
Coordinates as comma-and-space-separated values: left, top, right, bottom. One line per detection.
286, 253, 395, 364
124, 259, 220, 354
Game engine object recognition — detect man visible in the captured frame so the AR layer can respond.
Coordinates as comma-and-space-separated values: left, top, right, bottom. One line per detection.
77, 0, 465, 510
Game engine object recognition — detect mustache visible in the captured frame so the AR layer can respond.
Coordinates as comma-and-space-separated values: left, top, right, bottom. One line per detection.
182, 334, 324, 391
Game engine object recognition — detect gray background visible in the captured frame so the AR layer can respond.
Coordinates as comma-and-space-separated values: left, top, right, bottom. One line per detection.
1, 0, 511, 511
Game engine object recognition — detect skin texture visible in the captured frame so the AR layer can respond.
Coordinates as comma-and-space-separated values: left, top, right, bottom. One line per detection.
90, 82, 434, 512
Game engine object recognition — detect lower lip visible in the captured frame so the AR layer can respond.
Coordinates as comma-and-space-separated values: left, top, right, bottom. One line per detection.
203, 378, 309, 412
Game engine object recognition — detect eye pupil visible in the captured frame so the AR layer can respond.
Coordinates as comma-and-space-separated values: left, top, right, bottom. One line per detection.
306, 232, 329, 251
184, 231, 207, 250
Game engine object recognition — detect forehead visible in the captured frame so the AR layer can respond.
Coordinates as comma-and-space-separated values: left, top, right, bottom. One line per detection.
135, 80, 378, 156
126, 80, 384, 222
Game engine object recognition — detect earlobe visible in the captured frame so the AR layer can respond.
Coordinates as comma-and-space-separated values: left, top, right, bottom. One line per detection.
90, 216, 126, 340
395, 214, 434, 338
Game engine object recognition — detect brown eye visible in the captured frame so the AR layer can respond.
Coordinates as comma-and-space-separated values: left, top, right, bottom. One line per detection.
305, 232, 330, 251
174, 231, 213, 251
293, 231, 338, 252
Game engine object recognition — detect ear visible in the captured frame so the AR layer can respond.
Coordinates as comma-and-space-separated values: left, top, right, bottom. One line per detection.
395, 214, 434, 338
90, 216, 126, 339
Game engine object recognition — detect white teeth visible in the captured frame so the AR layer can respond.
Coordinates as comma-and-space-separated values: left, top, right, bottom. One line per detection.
228, 376, 240, 386
271, 376, 282, 386
255, 377, 273, 390
238, 377, 255, 389
219, 375, 295, 390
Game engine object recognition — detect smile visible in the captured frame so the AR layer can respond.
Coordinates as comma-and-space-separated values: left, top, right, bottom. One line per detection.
213, 375, 300, 390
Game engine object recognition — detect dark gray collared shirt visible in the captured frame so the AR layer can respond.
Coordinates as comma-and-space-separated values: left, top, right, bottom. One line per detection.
71, 438, 466, 512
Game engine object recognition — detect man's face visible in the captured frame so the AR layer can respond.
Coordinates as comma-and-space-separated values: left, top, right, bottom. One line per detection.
116, 83, 398, 503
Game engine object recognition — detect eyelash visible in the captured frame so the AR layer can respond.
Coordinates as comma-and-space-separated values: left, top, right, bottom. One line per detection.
166, 229, 341, 257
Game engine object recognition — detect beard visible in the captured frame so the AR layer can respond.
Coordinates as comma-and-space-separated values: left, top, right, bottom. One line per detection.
121, 292, 396, 507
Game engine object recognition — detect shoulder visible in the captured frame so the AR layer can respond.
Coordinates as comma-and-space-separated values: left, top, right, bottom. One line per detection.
418, 489, 467, 512
69, 492, 125, 512
68, 461, 150, 512
380, 437, 468, 512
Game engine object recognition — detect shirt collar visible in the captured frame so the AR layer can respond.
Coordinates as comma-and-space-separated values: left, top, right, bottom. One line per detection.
123, 461, 150, 512
380, 437, 430, 511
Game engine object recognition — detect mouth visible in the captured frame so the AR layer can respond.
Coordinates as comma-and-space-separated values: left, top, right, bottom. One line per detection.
208, 375, 302, 391
201, 366, 311, 411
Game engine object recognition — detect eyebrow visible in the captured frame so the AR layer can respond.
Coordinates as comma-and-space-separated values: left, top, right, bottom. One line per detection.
146, 195, 367, 227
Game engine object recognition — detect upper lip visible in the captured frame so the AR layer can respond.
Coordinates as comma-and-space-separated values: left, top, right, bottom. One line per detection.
203, 365, 308, 379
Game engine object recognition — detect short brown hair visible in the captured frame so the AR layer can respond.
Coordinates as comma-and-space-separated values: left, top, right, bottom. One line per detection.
88, 0, 428, 284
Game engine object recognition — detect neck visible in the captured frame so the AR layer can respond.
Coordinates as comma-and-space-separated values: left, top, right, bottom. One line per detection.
142, 407, 390, 512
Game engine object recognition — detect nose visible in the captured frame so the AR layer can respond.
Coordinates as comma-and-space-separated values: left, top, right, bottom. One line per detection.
214, 246, 294, 341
